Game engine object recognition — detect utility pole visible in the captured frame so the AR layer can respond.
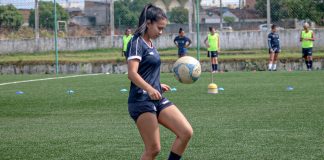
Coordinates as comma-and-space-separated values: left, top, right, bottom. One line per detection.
196, 0, 200, 60
188, 0, 193, 33
110, 0, 114, 47
35, 0, 39, 39
54, 0, 59, 75
220, 0, 223, 31
267, 0, 271, 32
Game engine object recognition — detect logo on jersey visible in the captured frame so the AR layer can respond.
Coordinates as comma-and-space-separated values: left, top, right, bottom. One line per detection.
149, 52, 154, 55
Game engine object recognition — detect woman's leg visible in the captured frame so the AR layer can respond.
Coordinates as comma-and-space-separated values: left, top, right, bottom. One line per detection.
210, 56, 214, 72
308, 55, 313, 70
136, 112, 161, 160
269, 53, 274, 70
215, 57, 218, 71
158, 105, 193, 156
273, 53, 279, 70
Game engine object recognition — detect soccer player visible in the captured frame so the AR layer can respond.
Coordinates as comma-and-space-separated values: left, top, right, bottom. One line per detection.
300, 22, 315, 71
122, 28, 133, 57
126, 4, 192, 160
267, 24, 281, 71
174, 28, 192, 57
204, 27, 220, 73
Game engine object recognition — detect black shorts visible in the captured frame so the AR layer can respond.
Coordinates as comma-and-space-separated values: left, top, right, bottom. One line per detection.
207, 51, 218, 58
302, 48, 312, 58
128, 97, 174, 122
269, 47, 280, 54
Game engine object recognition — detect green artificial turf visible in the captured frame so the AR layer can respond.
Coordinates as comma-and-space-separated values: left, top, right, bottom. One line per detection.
0, 71, 324, 159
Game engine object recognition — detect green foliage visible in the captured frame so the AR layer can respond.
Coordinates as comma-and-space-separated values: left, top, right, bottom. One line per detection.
224, 16, 235, 24
255, 0, 287, 22
0, 4, 23, 30
114, 0, 150, 28
178, 0, 188, 6
168, 7, 188, 24
162, 0, 173, 7
29, 1, 69, 29
256, 0, 324, 25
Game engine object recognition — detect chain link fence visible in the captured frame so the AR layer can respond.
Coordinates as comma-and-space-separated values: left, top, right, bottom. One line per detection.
257, 0, 323, 30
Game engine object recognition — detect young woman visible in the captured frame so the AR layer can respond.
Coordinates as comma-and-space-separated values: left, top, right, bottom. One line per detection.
122, 28, 133, 57
173, 28, 192, 58
300, 22, 315, 71
267, 24, 281, 71
204, 27, 220, 73
126, 4, 193, 160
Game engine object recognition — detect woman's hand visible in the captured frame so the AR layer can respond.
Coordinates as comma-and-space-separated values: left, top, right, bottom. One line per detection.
161, 84, 171, 93
147, 88, 162, 100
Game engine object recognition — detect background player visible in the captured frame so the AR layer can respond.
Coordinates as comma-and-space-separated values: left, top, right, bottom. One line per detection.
173, 28, 192, 58
300, 22, 315, 71
267, 24, 281, 71
126, 4, 193, 160
122, 28, 133, 57
204, 27, 220, 73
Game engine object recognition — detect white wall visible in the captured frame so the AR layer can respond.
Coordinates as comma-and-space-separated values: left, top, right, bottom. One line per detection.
0, 29, 323, 54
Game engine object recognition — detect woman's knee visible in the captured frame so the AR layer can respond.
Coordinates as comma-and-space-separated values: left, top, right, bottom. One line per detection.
146, 145, 161, 156
180, 126, 193, 142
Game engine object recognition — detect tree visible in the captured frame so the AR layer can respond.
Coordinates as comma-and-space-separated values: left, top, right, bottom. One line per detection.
224, 16, 235, 24
255, 0, 324, 25
29, 1, 68, 29
114, 0, 150, 28
0, 4, 23, 30
255, 0, 287, 22
169, 7, 188, 24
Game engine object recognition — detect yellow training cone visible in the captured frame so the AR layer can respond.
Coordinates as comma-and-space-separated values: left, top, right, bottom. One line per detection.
208, 83, 218, 94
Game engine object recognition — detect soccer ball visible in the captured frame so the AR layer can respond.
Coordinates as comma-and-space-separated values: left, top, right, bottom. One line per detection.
172, 56, 201, 84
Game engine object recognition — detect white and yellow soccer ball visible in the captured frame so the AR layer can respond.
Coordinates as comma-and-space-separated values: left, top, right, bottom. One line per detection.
172, 56, 201, 84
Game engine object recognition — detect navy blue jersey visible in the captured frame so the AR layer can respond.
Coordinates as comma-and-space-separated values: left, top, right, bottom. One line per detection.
126, 35, 162, 103
174, 36, 191, 53
268, 32, 280, 49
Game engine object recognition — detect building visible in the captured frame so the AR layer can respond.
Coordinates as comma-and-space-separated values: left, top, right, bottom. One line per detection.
84, 0, 111, 26
229, 8, 264, 22
199, 6, 264, 24
67, 7, 83, 17
244, 0, 256, 9
60, 0, 84, 9
18, 9, 31, 26
200, 7, 239, 24
152, 0, 192, 13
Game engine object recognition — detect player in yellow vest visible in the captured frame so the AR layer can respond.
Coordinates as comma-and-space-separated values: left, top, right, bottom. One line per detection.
204, 27, 220, 73
122, 28, 133, 57
300, 23, 315, 71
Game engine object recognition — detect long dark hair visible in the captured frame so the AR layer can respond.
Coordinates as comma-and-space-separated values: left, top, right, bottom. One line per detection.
209, 27, 215, 32
134, 4, 167, 36
179, 28, 183, 33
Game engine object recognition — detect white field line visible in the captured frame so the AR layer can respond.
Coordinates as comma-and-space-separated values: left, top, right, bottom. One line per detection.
0, 73, 104, 86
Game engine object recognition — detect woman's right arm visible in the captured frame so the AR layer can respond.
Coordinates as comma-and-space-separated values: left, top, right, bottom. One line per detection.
204, 37, 209, 48
128, 60, 162, 100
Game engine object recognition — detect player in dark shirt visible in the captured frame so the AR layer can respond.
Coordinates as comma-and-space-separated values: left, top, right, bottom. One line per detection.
174, 28, 192, 57
267, 24, 281, 71
126, 4, 192, 160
